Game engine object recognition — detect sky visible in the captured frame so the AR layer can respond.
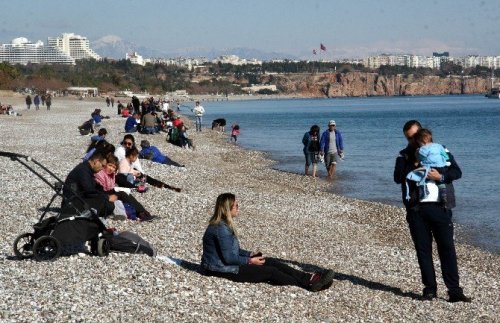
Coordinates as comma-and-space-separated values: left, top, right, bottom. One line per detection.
1, 0, 499, 59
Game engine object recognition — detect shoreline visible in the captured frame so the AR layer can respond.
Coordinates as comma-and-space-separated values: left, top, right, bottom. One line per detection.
0, 97, 499, 321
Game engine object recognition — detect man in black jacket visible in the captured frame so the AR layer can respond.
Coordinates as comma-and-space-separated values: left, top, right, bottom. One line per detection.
63, 152, 116, 217
393, 120, 471, 303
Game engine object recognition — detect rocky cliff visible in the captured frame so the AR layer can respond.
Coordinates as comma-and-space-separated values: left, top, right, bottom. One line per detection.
264, 72, 490, 97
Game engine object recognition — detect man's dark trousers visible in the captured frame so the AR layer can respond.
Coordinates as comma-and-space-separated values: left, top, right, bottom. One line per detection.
406, 203, 462, 295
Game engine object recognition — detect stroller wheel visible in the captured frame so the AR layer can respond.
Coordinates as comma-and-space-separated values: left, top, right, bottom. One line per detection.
97, 238, 110, 257
33, 236, 61, 261
13, 233, 35, 259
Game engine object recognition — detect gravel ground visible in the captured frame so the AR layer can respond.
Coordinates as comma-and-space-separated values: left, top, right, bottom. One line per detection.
0, 97, 498, 322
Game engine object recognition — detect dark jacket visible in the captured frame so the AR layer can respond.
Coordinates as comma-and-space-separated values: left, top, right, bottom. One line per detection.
124, 116, 137, 132
63, 161, 107, 201
62, 161, 114, 217
394, 144, 461, 209
201, 222, 251, 274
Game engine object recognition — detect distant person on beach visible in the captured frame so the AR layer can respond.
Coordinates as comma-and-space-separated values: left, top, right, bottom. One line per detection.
200, 193, 335, 292
45, 94, 52, 110
106, 97, 111, 107
34, 94, 41, 110
25, 95, 32, 110
41, 94, 46, 106
319, 120, 344, 179
110, 97, 115, 107
176, 102, 181, 111
230, 124, 240, 142
192, 101, 205, 132
124, 112, 141, 133
78, 118, 95, 135
393, 120, 471, 303
302, 125, 321, 177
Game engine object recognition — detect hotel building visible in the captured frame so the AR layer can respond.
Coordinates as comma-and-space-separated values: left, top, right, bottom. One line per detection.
0, 37, 75, 65
47, 33, 101, 61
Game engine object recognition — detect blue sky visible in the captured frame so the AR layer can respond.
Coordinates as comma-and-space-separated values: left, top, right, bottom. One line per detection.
1, 0, 498, 58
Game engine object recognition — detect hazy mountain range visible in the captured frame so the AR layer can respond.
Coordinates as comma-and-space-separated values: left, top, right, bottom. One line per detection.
92, 35, 298, 61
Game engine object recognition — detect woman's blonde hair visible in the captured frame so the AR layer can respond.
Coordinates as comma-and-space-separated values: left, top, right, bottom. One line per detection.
209, 193, 237, 234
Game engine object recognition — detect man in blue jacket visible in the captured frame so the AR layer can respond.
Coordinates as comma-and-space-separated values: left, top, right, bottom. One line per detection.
139, 140, 184, 167
319, 120, 344, 178
124, 113, 141, 133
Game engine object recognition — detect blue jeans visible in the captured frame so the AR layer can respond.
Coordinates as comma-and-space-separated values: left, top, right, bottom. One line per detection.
195, 116, 202, 131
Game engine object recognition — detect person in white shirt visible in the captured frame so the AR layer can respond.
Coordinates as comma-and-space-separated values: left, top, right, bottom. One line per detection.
192, 101, 205, 132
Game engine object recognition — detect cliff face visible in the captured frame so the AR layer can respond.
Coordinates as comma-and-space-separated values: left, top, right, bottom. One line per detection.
267, 72, 490, 97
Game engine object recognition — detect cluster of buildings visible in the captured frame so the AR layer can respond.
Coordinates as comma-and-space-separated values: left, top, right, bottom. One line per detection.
2, 32, 500, 72
359, 52, 500, 70
0, 33, 101, 65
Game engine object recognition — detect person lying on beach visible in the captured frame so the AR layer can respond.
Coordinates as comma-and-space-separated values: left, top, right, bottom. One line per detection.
83, 139, 115, 161
95, 154, 155, 222
138, 140, 184, 167
115, 135, 181, 191
200, 193, 334, 292
90, 128, 108, 143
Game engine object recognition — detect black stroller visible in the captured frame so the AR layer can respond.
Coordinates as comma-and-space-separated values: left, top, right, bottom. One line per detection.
2, 151, 111, 261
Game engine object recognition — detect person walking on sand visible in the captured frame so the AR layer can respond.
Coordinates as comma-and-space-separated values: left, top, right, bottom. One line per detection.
200, 193, 335, 292
192, 101, 205, 132
25, 94, 32, 110
319, 120, 344, 179
45, 94, 52, 110
393, 120, 471, 303
302, 125, 321, 177
34, 94, 41, 110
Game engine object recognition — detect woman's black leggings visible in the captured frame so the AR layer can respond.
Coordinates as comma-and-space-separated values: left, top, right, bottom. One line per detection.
206, 258, 311, 289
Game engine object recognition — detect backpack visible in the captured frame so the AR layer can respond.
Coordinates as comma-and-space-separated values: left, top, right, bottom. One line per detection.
106, 231, 156, 257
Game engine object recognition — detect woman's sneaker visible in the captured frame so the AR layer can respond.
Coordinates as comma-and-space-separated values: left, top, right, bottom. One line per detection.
309, 270, 335, 292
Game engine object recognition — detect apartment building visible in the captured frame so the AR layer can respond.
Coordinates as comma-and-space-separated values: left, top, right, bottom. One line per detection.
47, 33, 101, 61
0, 37, 75, 65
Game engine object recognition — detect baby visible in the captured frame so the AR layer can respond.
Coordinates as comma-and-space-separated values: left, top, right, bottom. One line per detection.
406, 128, 450, 205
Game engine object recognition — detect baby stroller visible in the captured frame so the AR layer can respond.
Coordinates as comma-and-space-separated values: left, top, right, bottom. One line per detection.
1, 151, 111, 261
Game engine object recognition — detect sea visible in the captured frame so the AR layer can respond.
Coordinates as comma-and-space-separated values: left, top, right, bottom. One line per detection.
197, 95, 500, 254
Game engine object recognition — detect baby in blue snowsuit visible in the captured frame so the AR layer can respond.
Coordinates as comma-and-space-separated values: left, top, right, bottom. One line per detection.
406, 128, 450, 204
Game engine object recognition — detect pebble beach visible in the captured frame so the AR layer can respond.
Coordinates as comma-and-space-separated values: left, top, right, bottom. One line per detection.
0, 96, 499, 322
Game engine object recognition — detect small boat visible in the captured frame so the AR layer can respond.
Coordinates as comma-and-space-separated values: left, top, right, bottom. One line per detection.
486, 88, 500, 99
486, 69, 500, 99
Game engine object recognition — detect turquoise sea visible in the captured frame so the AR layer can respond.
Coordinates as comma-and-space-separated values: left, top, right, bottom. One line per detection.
197, 95, 500, 253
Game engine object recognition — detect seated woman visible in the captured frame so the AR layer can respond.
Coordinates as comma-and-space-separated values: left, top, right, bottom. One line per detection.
201, 193, 334, 292
95, 155, 155, 222
117, 146, 146, 189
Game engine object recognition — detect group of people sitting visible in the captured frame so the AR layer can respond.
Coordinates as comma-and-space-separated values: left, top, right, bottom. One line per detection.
122, 97, 194, 149
0, 103, 20, 116
65, 130, 184, 223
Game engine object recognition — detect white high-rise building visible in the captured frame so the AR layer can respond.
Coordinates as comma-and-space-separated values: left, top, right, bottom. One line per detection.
0, 37, 75, 65
47, 33, 101, 60
126, 52, 145, 66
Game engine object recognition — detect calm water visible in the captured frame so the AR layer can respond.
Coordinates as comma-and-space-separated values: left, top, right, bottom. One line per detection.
197, 95, 500, 253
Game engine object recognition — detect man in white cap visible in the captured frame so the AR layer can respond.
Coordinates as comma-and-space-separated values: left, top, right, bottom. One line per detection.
319, 119, 344, 178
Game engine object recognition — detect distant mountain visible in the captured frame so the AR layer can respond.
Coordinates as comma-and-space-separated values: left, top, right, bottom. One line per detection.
92, 35, 167, 59
91, 35, 297, 61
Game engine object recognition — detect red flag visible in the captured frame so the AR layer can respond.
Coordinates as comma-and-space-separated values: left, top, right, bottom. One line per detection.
313, 49, 317, 55
320, 43, 326, 51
